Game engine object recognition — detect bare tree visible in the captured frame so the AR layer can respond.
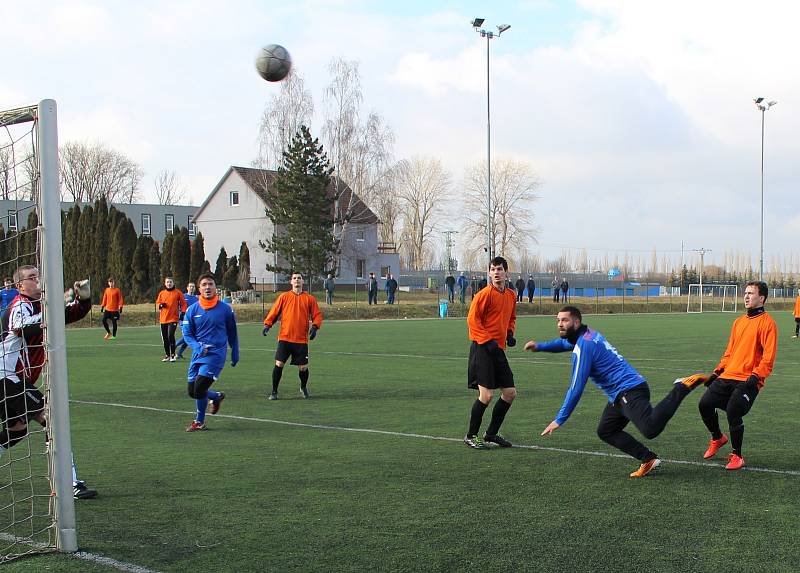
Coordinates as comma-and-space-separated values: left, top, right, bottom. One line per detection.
59, 141, 143, 203
462, 158, 540, 263
395, 156, 450, 271
154, 169, 186, 205
0, 147, 11, 200
255, 69, 314, 170
322, 58, 395, 271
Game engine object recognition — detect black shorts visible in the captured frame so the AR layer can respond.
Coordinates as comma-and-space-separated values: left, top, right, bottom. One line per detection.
103, 310, 120, 321
0, 378, 45, 425
467, 341, 514, 390
275, 340, 309, 366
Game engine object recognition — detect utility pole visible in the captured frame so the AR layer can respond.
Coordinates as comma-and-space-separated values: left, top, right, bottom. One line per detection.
442, 230, 459, 274
691, 248, 712, 312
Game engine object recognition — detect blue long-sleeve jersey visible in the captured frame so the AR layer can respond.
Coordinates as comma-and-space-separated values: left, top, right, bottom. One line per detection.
537, 327, 645, 425
182, 299, 239, 370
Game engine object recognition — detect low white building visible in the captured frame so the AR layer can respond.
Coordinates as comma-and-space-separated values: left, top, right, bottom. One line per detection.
193, 166, 399, 289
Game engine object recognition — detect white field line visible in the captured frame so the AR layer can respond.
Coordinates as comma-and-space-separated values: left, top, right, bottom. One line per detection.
0, 533, 161, 573
73, 400, 800, 477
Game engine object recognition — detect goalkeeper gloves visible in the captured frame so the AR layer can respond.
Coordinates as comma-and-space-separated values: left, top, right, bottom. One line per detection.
704, 373, 719, 387
309, 325, 318, 340
744, 374, 760, 393
262, 325, 271, 336
506, 331, 516, 348
158, 303, 167, 309
74, 280, 91, 301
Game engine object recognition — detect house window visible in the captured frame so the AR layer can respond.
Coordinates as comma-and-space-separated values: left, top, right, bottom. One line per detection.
356, 259, 365, 279
356, 230, 365, 241
380, 266, 390, 278
165, 214, 174, 234
7, 210, 17, 232
230, 191, 239, 206
141, 213, 151, 236
188, 216, 196, 237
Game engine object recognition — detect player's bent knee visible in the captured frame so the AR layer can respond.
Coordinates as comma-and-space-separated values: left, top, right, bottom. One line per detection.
299, 365, 308, 372
187, 381, 196, 398
501, 388, 517, 401
194, 376, 213, 400
275, 361, 285, 368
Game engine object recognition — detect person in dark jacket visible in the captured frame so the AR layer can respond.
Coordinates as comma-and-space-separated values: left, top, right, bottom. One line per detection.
514, 276, 525, 303
526, 275, 536, 303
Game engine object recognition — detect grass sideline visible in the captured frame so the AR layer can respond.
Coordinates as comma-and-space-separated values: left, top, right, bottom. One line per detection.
4, 311, 800, 572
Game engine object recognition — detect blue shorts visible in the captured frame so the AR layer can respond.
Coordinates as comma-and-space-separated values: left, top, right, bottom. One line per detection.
187, 361, 222, 382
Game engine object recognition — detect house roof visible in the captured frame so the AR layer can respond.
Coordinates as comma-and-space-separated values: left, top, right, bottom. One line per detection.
193, 165, 379, 225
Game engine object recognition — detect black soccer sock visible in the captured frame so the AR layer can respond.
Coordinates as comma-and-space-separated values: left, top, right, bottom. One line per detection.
730, 422, 744, 456
485, 398, 512, 437
467, 399, 489, 437
102, 318, 110, 334
701, 412, 723, 441
272, 365, 284, 394
299, 369, 309, 389
112, 319, 118, 336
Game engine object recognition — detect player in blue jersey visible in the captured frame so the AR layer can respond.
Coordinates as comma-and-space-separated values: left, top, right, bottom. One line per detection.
525, 306, 707, 477
181, 274, 239, 432
0, 277, 19, 311
175, 282, 199, 360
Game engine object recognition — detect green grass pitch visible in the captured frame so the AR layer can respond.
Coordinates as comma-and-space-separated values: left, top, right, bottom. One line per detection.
5, 311, 800, 572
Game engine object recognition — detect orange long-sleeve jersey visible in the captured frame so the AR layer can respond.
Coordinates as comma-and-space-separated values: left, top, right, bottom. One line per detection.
101, 287, 124, 312
155, 288, 188, 324
714, 309, 777, 389
467, 284, 516, 349
794, 297, 800, 318
264, 290, 323, 344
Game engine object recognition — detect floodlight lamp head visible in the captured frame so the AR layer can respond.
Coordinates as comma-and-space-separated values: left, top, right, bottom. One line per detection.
472, 17, 485, 28
754, 97, 764, 104
768, 100, 778, 107
497, 24, 511, 34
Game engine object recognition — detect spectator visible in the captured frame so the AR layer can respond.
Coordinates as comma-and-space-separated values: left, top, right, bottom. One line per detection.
445, 274, 456, 303
526, 275, 536, 303
514, 276, 525, 303
457, 272, 470, 304
561, 279, 569, 303
385, 273, 398, 304
552, 276, 560, 302
367, 272, 378, 305
323, 273, 335, 306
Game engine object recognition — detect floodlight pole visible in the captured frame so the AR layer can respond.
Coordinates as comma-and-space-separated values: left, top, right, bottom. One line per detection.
754, 98, 777, 281
472, 19, 510, 264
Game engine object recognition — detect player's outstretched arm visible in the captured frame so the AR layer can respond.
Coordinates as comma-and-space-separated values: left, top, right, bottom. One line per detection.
541, 421, 560, 436
524, 340, 538, 352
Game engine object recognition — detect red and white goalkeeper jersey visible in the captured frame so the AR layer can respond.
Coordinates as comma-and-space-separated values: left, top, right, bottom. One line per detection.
0, 294, 43, 384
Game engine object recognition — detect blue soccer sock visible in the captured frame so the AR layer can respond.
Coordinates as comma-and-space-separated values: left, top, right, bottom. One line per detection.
196, 398, 209, 423
207, 389, 220, 402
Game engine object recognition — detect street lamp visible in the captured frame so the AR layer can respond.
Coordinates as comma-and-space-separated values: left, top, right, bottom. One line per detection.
754, 97, 777, 281
472, 17, 511, 263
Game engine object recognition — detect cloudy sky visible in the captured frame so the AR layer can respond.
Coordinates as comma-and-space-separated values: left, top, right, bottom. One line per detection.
4, 0, 799, 272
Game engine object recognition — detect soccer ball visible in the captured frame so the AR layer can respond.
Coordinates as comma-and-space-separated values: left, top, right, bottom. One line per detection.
255, 44, 292, 82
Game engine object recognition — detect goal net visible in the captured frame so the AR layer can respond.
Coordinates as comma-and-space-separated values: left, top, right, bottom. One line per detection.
0, 101, 76, 561
686, 284, 738, 313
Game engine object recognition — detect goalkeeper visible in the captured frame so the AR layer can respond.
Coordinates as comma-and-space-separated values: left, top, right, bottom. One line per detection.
181, 273, 239, 432
262, 271, 322, 400
694, 281, 777, 471
0, 265, 97, 498
525, 306, 706, 478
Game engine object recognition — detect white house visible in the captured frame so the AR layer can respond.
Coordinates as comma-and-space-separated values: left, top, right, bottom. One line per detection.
193, 166, 399, 288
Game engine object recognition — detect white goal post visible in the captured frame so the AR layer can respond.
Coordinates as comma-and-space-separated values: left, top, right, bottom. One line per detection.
0, 100, 77, 561
687, 284, 738, 313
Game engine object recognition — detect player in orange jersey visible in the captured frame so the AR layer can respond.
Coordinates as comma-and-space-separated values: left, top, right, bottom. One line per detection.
792, 291, 800, 338
100, 277, 124, 340
696, 281, 778, 470
155, 277, 188, 362
463, 256, 517, 449
262, 271, 323, 400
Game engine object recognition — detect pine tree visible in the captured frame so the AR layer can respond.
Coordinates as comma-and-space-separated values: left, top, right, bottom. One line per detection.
22, 211, 38, 267
171, 227, 191, 290
92, 198, 110, 300
238, 241, 251, 289
131, 235, 154, 303
214, 246, 228, 284
190, 232, 207, 284
223, 256, 240, 291
62, 205, 81, 284
149, 241, 162, 300
161, 232, 175, 280
76, 205, 95, 285
108, 217, 138, 294
261, 125, 336, 282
